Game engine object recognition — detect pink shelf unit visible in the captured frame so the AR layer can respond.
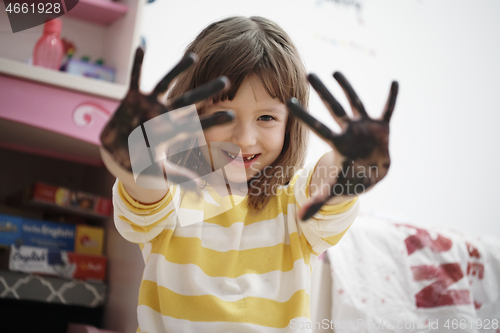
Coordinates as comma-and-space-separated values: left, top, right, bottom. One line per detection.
0, 74, 118, 166
66, 0, 128, 26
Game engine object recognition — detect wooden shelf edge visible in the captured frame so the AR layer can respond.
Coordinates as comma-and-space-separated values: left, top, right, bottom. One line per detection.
0, 58, 126, 100
0, 141, 104, 167
26, 198, 111, 220
0, 118, 105, 168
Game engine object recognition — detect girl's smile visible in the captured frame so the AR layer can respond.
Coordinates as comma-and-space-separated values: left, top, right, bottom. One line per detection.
222, 150, 261, 168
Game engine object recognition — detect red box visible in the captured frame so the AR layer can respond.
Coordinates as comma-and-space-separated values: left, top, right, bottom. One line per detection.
30, 182, 112, 217
67, 252, 107, 282
32, 183, 61, 205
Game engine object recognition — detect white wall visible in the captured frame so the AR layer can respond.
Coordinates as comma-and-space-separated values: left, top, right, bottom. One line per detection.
139, 0, 500, 235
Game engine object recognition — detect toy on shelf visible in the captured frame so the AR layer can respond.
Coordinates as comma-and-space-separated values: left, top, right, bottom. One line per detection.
33, 19, 64, 70
26, 182, 112, 218
61, 54, 115, 82
59, 39, 76, 72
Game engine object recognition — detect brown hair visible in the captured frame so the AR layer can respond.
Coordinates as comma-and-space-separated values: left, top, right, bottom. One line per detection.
167, 16, 310, 212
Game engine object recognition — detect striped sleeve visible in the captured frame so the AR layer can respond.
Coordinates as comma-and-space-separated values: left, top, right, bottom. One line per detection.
292, 155, 360, 255
112, 179, 180, 244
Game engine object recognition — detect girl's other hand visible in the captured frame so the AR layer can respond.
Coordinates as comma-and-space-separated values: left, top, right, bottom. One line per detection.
99, 48, 234, 200
287, 72, 399, 220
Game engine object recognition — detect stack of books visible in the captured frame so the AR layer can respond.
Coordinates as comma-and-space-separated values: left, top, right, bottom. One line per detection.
0, 182, 110, 283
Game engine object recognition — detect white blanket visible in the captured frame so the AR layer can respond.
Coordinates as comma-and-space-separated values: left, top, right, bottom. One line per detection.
323, 214, 500, 333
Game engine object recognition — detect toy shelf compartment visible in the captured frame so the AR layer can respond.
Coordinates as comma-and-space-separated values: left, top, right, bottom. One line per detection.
0, 0, 142, 100
0, 58, 127, 100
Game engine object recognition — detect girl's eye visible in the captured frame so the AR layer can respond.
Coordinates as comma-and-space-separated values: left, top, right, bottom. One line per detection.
258, 115, 276, 122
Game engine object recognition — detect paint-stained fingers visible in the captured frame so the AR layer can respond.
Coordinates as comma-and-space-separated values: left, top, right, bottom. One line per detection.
381, 81, 399, 123
130, 47, 144, 91
299, 175, 341, 221
162, 159, 202, 191
333, 72, 369, 119
298, 193, 334, 221
167, 77, 230, 111
154, 110, 234, 145
286, 98, 338, 145
151, 53, 198, 97
199, 111, 235, 130
308, 74, 349, 126
164, 110, 234, 139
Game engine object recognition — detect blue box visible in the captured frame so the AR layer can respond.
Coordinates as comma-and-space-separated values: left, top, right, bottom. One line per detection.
0, 214, 23, 247
0, 214, 75, 252
64, 60, 115, 83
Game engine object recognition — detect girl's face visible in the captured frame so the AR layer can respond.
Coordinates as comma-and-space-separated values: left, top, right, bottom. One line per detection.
200, 76, 288, 183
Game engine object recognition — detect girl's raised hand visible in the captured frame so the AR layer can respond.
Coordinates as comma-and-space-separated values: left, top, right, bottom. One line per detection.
100, 47, 234, 191
287, 72, 399, 221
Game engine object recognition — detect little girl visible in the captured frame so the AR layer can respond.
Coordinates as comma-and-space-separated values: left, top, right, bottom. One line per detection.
100, 16, 397, 333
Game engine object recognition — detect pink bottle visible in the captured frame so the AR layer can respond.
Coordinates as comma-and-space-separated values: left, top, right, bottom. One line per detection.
33, 19, 64, 70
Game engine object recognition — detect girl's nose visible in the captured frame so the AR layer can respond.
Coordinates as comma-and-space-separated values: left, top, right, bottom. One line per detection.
231, 121, 257, 149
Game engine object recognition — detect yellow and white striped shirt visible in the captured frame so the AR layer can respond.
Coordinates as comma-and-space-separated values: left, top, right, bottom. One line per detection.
112, 158, 359, 333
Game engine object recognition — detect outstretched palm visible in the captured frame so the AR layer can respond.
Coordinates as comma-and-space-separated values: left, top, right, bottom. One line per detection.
287, 72, 399, 220
100, 48, 234, 187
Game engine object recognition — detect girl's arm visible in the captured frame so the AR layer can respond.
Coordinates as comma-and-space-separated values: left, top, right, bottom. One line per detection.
288, 72, 399, 220
99, 48, 233, 204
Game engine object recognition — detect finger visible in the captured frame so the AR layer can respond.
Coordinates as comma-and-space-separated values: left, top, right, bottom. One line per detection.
167, 77, 230, 111
163, 160, 203, 198
300, 199, 325, 221
130, 47, 145, 91
155, 110, 234, 145
299, 175, 340, 221
193, 84, 230, 112
308, 74, 349, 126
163, 110, 235, 140
199, 110, 235, 130
299, 191, 338, 221
299, 176, 350, 221
162, 159, 202, 191
151, 53, 198, 96
333, 72, 368, 118
382, 81, 399, 123
286, 98, 338, 144
194, 99, 215, 114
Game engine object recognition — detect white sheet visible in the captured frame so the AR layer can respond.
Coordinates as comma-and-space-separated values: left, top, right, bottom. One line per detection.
320, 214, 500, 332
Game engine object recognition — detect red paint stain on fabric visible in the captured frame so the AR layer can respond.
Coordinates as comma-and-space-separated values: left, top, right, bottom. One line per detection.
467, 262, 484, 279
396, 224, 452, 255
466, 242, 480, 258
412, 263, 471, 308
